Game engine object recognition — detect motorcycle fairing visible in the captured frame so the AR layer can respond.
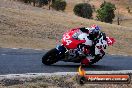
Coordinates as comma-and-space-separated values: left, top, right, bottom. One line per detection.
62, 29, 86, 49
106, 37, 115, 46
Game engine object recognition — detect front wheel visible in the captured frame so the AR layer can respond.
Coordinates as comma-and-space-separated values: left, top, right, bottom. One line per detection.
42, 48, 59, 65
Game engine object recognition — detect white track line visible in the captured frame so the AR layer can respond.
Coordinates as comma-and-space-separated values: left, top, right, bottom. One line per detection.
12, 48, 19, 50
10, 48, 48, 51
1, 54, 6, 55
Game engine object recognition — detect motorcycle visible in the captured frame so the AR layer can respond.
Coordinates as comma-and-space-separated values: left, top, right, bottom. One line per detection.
42, 29, 115, 65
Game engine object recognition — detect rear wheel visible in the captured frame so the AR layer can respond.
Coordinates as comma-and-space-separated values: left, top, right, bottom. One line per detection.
42, 48, 59, 65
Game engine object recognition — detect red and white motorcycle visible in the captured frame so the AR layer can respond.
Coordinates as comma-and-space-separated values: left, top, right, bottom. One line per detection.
42, 29, 115, 65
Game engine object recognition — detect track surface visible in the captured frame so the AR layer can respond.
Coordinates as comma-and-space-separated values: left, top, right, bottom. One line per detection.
0, 48, 132, 75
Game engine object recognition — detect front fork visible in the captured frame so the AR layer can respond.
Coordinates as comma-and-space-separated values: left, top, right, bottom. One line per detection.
56, 45, 67, 59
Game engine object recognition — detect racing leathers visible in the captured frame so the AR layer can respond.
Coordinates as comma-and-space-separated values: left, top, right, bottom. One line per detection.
71, 27, 107, 65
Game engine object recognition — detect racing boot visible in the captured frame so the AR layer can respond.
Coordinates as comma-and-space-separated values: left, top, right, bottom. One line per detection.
81, 58, 90, 66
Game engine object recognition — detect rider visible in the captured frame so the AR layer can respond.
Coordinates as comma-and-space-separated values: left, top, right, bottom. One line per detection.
71, 25, 107, 66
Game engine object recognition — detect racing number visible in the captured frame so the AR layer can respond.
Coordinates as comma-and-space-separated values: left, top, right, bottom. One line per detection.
63, 34, 72, 45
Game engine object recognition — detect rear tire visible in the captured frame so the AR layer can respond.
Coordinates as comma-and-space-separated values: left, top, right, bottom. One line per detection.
42, 48, 59, 65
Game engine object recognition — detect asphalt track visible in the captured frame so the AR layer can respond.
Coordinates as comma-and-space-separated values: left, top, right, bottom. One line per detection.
0, 48, 132, 75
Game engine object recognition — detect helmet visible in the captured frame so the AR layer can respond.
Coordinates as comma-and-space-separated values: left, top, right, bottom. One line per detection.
91, 25, 100, 32
90, 25, 101, 38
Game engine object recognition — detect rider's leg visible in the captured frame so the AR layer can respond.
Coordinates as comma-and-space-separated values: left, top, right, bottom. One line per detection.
77, 44, 90, 55
94, 47, 105, 60
77, 45, 91, 66
81, 58, 90, 66
81, 56, 90, 66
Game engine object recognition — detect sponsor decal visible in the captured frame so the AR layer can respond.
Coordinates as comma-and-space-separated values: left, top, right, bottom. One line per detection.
77, 66, 131, 85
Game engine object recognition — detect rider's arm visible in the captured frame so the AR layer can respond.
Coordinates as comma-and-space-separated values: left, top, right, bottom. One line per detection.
93, 32, 107, 46
101, 32, 107, 41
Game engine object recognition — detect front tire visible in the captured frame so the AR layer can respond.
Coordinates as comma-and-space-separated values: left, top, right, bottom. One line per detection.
42, 48, 59, 65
